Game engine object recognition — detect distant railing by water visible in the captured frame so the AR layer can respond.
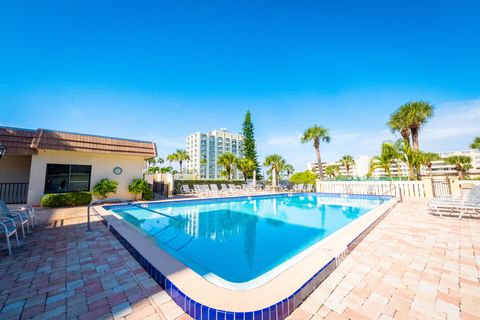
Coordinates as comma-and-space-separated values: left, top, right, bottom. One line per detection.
0, 183, 29, 204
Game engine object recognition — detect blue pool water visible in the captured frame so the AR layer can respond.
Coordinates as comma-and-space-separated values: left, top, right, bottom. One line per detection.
106, 193, 388, 287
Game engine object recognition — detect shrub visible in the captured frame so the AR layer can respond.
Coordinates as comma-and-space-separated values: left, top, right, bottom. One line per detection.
41, 192, 92, 208
289, 170, 317, 185
92, 178, 118, 198
128, 178, 149, 200
142, 188, 154, 201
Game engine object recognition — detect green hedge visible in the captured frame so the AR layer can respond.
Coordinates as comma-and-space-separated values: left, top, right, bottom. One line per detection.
173, 180, 244, 194
41, 192, 92, 208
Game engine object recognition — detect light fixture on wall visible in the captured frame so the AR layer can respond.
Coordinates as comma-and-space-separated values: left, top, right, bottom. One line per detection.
0, 143, 6, 159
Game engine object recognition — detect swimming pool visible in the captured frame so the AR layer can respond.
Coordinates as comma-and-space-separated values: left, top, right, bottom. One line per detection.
105, 193, 389, 289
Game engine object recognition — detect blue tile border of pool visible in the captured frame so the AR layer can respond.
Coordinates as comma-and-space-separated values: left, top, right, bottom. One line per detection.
99, 195, 397, 320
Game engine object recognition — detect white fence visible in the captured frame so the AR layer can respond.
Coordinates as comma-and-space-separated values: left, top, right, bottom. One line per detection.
317, 181, 426, 198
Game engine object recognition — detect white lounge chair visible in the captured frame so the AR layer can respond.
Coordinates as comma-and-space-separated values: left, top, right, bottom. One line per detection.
0, 200, 36, 230
201, 185, 216, 197
0, 217, 20, 255
180, 185, 195, 195
209, 184, 223, 196
428, 198, 480, 219
0, 201, 30, 238
220, 184, 232, 194
193, 185, 204, 197
305, 184, 313, 192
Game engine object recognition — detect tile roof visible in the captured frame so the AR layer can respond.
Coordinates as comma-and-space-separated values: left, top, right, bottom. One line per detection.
0, 127, 157, 158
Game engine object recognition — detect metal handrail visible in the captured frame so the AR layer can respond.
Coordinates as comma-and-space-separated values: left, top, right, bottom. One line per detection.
381, 185, 402, 202
87, 198, 179, 231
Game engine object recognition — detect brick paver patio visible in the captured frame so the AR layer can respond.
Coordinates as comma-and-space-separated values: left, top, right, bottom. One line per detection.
0, 200, 479, 320
0, 207, 189, 320
288, 200, 480, 320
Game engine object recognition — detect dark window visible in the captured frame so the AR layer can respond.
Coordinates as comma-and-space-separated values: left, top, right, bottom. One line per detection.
44, 164, 92, 194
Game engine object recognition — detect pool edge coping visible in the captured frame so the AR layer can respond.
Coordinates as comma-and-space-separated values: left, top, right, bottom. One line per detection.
93, 193, 399, 319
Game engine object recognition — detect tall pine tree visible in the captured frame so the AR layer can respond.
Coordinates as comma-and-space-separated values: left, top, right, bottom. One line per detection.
242, 110, 261, 178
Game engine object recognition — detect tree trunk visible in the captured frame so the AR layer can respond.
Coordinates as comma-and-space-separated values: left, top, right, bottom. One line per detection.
397, 162, 402, 180
179, 161, 183, 174
411, 127, 420, 151
428, 165, 432, 177
457, 165, 464, 180
346, 166, 350, 177
401, 128, 410, 145
315, 145, 324, 181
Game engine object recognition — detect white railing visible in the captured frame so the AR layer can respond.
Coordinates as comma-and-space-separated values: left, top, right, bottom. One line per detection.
317, 180, 426, 198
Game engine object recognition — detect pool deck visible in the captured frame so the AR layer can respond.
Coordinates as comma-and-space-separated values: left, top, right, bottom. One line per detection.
0, 199, 479, 319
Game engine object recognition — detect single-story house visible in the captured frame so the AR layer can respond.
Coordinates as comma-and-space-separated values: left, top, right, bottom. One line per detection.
0, 126, 157, 205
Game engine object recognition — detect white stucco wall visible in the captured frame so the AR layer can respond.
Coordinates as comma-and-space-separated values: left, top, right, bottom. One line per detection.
27, 149, 145, 205
0, 155, 31, 183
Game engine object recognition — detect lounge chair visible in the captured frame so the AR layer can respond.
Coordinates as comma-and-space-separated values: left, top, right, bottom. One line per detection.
0, 201, 30, 238
428, 198, 480, 219
294, 184, 304, 192
305, 184, 314, 192
428, 186, 480, 219
180, 185, 195, 195
228, 184, 242, 194
0, 200, 36, 229
220, 184, 232, 194
201, 185, 215, 197
209, 184, 223, 196
193, 185, 204, 197
0, 217, 20, 255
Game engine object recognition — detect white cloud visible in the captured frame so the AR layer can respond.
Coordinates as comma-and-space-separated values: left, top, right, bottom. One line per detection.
266, 133, 302, 146
421, 99, 480, 150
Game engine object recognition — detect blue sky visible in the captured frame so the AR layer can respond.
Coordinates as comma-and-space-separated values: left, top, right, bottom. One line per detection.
1, 1, 479, 171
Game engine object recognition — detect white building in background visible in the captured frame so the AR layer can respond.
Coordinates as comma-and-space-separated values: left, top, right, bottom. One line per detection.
307, 149, 480, 179
186, 129, 244, 179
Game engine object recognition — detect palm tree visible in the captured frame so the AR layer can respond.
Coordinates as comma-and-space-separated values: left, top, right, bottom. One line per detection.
444, 156, 472, 180
471, 137, 480, 150
200, 157, 208, 178
389, 101, 434, 151
284, 164, 295, 179
264, 154, 287, 184
394, 139, 418, 180
167, 150, 190, 174
368, 142, 399, 179
340, 155, 355, 177
166, 153, 178, 171
418, 152, 440, 177
236, 158, 256, 182
387, 111, 411, 146
301, 125, 330, 181
325, 165, 340, 179
217, 152, 238, 180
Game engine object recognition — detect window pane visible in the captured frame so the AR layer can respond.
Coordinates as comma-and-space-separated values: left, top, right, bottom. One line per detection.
44, 164, 70, 194
69, 165, 91, 192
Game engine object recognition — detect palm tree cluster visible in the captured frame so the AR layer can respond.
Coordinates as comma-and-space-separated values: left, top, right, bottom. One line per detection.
263, 154, 294, 184
166, 149, 190, 174
216, 152, 258, 181
373, 101, 437, 180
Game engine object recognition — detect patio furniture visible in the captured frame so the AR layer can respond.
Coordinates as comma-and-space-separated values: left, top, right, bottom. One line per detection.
428, 198, 480, 219
0, 201, 30, 238
220, 184, 232, 194
305, 184, 314, 192
0, 217, 20, 255
209, 184, 223, 196
0, 200, 36, 229
294, 184, 304, 192
180, 185, 196, 195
